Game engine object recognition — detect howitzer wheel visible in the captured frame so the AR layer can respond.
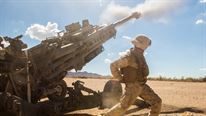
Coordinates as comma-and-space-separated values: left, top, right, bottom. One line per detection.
101, 80, 122, 108
48, 80, 67, 102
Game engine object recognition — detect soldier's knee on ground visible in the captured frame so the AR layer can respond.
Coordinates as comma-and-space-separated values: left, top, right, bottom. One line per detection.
150, 96, 162, 115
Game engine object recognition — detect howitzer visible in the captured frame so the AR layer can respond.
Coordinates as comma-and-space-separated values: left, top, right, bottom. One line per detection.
0, 12, 141, 104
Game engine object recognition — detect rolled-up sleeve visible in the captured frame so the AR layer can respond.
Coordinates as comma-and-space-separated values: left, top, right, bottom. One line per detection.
110, 56, 130, 80
110, 50, 139, 81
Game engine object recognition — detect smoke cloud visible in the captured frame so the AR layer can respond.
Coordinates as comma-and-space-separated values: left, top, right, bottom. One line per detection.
25, 22, 60, 41
100, 0, 185, 24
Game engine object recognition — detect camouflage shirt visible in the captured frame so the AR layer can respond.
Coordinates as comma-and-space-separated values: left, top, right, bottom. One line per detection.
110, 47, 149, 83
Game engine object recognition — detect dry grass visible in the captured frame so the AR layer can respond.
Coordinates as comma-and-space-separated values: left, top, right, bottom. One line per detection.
148, 76, 206, 82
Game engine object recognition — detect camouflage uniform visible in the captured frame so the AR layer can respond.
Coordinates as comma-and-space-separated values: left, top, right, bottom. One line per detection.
104, 47, 162, 116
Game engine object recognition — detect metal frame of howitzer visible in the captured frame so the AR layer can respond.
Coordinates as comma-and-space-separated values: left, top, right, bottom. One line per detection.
0, 80, 98, 116
0, 12, 142, 116
0, 79, 125, 116
0, 79, 150, 116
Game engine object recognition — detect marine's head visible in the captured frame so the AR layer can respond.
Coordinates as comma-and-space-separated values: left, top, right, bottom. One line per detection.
131, 35, 151, 50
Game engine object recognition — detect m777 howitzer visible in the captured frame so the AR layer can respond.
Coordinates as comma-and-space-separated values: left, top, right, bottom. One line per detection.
0, 12, 141, 116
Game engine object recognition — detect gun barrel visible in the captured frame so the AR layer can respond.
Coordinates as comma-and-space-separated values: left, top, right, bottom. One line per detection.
113, 12, 141, 27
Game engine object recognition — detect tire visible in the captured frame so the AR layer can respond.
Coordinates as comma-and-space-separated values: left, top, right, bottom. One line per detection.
48, 80, 67, 102
101, 80, 123, 108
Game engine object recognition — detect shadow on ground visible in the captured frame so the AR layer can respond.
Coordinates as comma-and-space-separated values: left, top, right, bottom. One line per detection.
62, 113, 93, 116
125, 102, 205, 115
125, 99, 151, 115
1, 98, 205, 116
161, 106, 205, 114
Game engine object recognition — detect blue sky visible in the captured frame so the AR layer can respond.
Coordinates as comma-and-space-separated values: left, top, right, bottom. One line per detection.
0, 0, 205, 78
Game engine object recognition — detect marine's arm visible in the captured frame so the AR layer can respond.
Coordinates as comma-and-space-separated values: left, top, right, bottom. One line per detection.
110, 57, 129, 80
110, 54, 138, 81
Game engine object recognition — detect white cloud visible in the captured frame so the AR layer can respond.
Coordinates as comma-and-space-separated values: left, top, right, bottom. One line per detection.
119, 50, 148, 57
70, 69, 76, 72
200, 68, 206, 71
118, 49, 130, 57
200, 0, 206, 3
104, 58, 112, 64
25, 22, 60, 41
122, 35, 132, 40
195, 19, 206, 25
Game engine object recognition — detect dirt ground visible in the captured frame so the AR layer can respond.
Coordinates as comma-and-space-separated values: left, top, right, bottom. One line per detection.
63, 77, 206, 116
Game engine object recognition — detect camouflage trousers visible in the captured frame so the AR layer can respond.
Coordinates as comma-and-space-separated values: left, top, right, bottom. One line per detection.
104, 82, 162, 116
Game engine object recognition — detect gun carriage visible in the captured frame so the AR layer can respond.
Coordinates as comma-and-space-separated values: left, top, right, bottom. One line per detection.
0, 12, 142, 116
